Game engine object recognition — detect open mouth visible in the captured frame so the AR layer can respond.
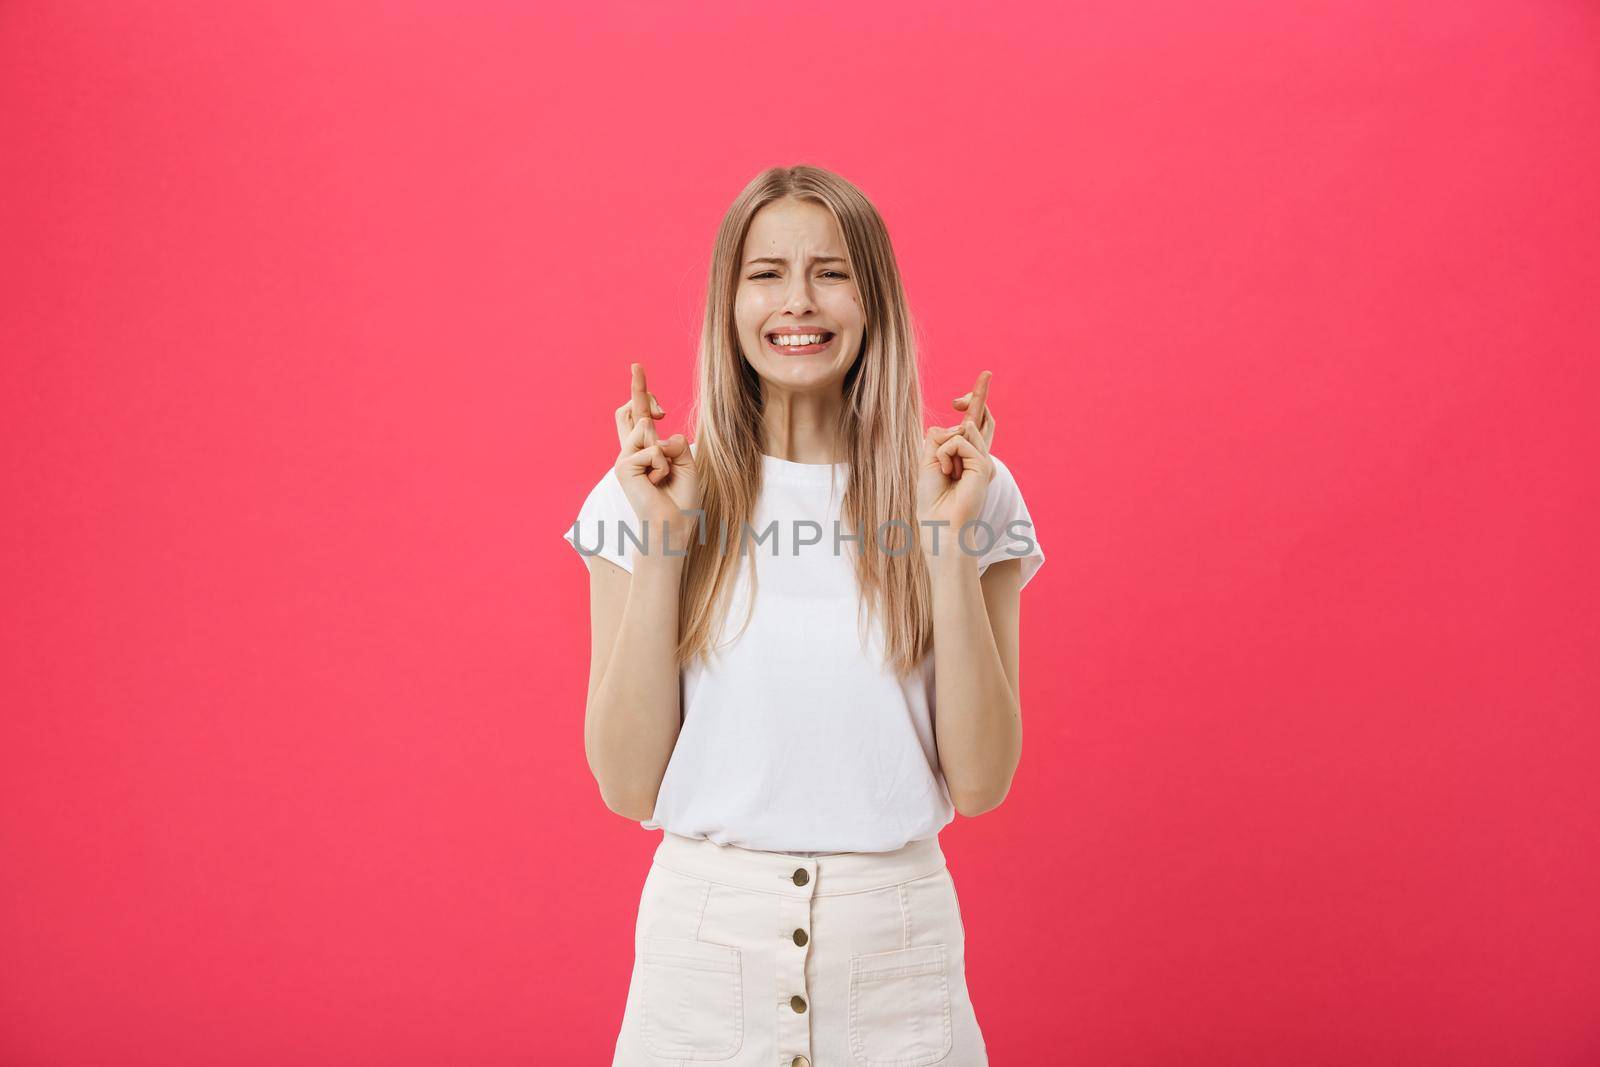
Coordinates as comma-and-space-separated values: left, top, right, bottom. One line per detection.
765, 331, 835, 355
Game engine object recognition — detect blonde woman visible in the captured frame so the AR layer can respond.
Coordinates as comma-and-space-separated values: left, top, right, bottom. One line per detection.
563, 165, 1044, 1067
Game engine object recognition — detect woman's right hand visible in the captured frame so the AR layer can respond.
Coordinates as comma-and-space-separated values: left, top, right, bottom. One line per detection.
613, 363, 702, 553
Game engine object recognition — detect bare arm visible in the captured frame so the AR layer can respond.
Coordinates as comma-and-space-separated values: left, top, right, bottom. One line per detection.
581, 363, 701, 821
922, 369, 1025, 816
582, 551, 687, 821
929, 555, 1023, 817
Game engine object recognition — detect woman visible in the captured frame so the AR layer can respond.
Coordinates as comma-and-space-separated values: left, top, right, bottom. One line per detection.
562, 165, 1044, 1067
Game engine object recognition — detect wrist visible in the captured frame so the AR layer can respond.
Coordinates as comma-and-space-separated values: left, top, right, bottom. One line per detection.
917, 514, 980, 566
627, 515, 697, 563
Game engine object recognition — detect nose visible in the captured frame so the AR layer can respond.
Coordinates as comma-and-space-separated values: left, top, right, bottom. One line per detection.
781, 273, 818, 316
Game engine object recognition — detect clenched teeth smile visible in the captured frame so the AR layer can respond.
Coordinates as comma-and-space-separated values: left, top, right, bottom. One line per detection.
767, 332, 833, 346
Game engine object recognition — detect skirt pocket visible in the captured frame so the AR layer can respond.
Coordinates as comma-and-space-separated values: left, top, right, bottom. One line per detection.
847, 942, 953, 1066
638, 935, 744, 1061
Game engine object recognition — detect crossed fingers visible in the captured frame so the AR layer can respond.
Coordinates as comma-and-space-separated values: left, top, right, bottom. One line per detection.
615, 362, 666, 449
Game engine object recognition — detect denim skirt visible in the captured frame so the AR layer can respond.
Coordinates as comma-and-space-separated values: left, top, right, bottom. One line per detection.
610, 830, 989, 1066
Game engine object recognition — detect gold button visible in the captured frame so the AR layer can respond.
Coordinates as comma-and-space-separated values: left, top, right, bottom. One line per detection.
792, 928, 808, 946
790, 994, 807, 1013
791, 1057, 811, 1067
792, 868, 809, 886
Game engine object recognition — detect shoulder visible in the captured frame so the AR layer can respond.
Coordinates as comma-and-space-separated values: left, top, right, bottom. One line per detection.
979, 451, 1027, 515
973, 450, 1046, 587
988, 451, 1019, 487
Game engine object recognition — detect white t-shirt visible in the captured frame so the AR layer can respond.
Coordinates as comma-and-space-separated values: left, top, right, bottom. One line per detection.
561, 442, 1044, 854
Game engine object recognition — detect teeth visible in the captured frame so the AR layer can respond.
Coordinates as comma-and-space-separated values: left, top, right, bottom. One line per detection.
771, 334, 827, 346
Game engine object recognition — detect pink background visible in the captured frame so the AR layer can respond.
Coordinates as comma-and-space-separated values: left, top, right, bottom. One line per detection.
3, 2, 1598, 1064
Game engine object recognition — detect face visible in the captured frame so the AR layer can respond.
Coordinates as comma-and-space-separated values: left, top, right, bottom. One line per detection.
734, 197, 865, 392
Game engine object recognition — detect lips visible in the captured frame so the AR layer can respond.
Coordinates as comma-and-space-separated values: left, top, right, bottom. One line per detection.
765, 331, 835, 355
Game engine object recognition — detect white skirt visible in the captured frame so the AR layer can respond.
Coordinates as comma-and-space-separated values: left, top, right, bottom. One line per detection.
611, 830, 989, 1066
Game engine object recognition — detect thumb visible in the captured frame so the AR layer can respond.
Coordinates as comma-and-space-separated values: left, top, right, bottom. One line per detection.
660, 434, 694, 467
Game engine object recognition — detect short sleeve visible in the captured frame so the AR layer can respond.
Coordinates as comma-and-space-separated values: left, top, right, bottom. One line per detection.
561, 466, 639, 574
972, 453, 1045, 590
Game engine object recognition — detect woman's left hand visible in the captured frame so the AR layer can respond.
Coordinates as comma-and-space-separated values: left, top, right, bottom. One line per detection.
917, 371, 997, 560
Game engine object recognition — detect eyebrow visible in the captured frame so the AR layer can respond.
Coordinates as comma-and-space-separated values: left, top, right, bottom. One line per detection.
744, 255, 849, 267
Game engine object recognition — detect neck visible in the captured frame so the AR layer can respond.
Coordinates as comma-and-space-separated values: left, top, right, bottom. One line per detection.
759, 383, 846, 464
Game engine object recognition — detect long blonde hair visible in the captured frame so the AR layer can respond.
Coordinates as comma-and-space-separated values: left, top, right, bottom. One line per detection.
675, 165, 933, 677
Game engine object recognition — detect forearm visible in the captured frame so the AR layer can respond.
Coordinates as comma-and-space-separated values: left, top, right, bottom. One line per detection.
928, 551, 1021, 814
585, 548, 685, 816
